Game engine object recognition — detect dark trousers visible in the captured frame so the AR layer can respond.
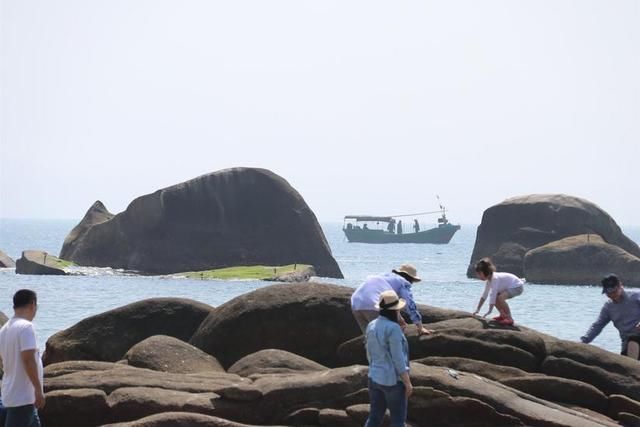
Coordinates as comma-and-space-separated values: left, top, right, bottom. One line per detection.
365, 378, 407, 427
4, 404, 40, 427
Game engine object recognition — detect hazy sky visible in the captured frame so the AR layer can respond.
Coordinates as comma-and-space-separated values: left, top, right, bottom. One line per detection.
1, 1, 639, 225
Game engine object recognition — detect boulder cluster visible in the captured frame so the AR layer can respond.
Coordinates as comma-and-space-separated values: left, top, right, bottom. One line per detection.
28, 283, 640, 426
467, 194, 640, 285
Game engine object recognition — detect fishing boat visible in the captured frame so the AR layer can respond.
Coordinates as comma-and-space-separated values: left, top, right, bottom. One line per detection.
342, 203, 460, 244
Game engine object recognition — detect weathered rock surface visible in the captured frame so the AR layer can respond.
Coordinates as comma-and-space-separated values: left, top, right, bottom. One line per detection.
60, 200, 114, 261
408, 386, 524, 427
410, 363, 617, 427
608, 394, 640, 420
39, 282, 640, 426
59, 168, 342, 278
101, 412, 261, 427
524, 234, 640, 285
123, 335, 224, 374
338, 326, 546, 372
466, 194, 640, 279
0, 249, 15, 268
265, 266, 316, 282
15, 250, 68, 275
43, 298, 213, 365
227, 349, 328, 377
41, 388, 109, 427
414, 356, 530, 382
44, 360, 132, 378
190, 283, 361, 368
501, 375, 608, 412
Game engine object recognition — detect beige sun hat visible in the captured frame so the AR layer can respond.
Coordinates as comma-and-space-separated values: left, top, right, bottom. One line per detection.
375, 290, 407, 311
392, 263, 421, 282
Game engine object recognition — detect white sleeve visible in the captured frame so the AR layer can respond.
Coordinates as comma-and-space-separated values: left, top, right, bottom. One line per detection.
18, 325, 37, 352
489, 285, 498, 305
481, 281, 491, 300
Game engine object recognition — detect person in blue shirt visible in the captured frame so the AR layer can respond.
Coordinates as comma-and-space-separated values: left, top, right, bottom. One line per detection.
365, 290, 413, 427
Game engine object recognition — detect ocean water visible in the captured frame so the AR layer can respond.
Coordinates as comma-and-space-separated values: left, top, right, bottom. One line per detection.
0, 218, 639, 354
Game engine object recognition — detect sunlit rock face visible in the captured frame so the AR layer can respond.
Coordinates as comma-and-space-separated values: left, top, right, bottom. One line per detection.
467, 194, 640, 284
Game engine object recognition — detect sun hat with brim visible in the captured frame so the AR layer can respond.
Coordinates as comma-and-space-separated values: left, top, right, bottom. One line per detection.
601, 274, 621, 294
375, 290, 407, 311
392, 263, 421, 282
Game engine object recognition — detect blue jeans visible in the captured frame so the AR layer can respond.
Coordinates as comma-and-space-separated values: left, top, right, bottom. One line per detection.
365, 378, 407, 427
4, 404, 40, 427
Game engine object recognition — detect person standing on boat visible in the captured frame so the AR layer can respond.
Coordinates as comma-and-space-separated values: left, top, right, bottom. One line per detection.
351, 264, 432, 335
413, 219, 420, 233
387, 220, 396, 234
397, 220, 403, 234
472, 258, 524, 326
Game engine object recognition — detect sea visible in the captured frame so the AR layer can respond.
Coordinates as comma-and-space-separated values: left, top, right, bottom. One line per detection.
1, 219, 639, 354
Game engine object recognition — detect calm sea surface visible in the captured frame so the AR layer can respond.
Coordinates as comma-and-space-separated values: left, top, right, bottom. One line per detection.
1, 219, 639, 353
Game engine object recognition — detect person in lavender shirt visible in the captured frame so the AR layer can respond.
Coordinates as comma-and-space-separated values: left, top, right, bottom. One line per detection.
581, 274, 640, 359
351, 264, 432, 335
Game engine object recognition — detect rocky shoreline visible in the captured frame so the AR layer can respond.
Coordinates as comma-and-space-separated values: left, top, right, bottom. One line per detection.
14, 282, 640, 426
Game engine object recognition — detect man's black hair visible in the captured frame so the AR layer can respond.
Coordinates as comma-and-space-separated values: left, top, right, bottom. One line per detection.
13, 289, 37, 309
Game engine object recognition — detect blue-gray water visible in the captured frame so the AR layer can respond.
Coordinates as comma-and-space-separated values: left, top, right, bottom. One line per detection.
1, 219, 639, 354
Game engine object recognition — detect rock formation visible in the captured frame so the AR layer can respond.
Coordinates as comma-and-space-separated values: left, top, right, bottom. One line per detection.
524, 234, 640, 285
42, 298, 214, 365
189, 282, 360, 368
122, 335, 224, 374
59, 168, 342, 278
15, 250, 68, 275
0, 250, 15, 268
467, 194, 640, 285
40, 282, 640, 426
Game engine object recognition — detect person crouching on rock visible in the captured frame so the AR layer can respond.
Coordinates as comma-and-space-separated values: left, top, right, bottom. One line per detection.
365, 290, 413, 427
580, 274, 640, 359
351, 264, 432, 336
472, 258, 525, 326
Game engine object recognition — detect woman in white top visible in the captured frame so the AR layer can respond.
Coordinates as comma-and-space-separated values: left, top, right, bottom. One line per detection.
472, 258, 524, 326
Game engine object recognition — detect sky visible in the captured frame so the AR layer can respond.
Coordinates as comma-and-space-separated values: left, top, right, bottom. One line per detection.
1, 1, 639, 225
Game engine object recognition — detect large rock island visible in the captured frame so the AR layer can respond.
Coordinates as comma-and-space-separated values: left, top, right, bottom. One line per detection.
60, 168, 342, 278
467, 194, 640, 285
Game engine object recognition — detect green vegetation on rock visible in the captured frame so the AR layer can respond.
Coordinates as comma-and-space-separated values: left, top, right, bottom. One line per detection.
178, 264, 311, 280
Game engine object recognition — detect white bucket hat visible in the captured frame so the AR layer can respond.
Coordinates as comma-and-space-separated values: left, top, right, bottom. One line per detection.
392, 263, 421, 282
375, 290, 407, 311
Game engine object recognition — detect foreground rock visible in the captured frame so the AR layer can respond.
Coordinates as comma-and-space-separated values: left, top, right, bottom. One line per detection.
15, 250, 69, 275
190, 283, 361, 368
524, 234, 640, 285
102, 412, 262, 427
43, 298, 213, 365
41, 360, 619, 427
39, 283, 640, 426
59, 168, 343, 278
0, 250, 15, 268
227, 349, 328, 377
466, 194, 640, 284
123, 335, 224, 374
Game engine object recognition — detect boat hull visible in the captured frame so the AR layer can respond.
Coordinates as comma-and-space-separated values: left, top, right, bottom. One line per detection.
343, 224, 461, 244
